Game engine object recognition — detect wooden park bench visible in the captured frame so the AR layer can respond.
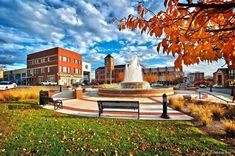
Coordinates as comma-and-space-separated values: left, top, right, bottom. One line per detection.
48, 97, 63, 110
97, 101, 140, 119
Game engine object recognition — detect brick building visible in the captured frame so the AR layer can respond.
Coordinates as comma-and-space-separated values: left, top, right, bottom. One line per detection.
187, 72, 204, 84
213, 66, 235, 88
96, 65, 125, 84
95, 54, 184, 84
27, 47, 82, 85
143, 67, 183, 84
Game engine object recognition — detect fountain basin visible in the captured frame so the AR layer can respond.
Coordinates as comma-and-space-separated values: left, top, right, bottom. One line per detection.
98, 87, 174, 97
120, 81, 150, 89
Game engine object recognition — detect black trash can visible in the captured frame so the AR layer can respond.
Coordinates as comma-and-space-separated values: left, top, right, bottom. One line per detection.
39, 90, 49, 105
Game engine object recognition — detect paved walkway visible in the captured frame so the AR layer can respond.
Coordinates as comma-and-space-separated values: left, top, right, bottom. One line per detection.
43, 90, 193, 120
175, 90, 235, 105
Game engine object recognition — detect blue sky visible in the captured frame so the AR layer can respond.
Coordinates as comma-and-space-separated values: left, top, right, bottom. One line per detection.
0, 0, 224, 78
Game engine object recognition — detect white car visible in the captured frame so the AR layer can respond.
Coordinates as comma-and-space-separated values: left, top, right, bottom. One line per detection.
151, 83, 163, 87
0, 81, 17, 90
41, 81, 57, 86
213, 84, 222, 88
199, 84, 207, 88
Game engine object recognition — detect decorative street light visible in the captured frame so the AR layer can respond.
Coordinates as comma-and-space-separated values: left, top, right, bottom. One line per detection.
161, 93, 170, 119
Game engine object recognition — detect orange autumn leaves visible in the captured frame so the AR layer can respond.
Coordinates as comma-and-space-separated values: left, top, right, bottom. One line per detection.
114, 0, 235, 69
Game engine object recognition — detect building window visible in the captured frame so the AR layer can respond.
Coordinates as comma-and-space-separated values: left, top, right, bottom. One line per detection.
68, 67, 70, 73
48, 67, 50, 73
63, 57, 67, 62
41, 68, 45, 74
63, 67, 67, 73
75, 60, 78, 64
75, 69, 78, 74
59, 56, 62, 61
48, 75, 55, 82
59, 66, 62, 72
85, 65, 89, 69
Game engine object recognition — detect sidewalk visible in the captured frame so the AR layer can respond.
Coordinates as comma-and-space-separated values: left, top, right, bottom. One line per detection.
46, 91, 193, 120
197, 90, 234, 104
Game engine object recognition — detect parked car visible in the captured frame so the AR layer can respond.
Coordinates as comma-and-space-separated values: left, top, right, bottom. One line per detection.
72, 82, 85, 88
151, 83, 163, 87
213, 84, 222, 88
41, 81, 57, 86
199, 84, 207, 88
0, 81, 17, 90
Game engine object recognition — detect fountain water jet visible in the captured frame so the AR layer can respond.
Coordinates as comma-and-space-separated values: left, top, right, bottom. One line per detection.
120, 55, 150, 89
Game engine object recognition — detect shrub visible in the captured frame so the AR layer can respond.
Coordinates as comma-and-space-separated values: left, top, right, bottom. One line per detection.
0, 87, 49, 102
199, 109, 213, 126
172, 100, 184, 111
188, 104, 212, 126
223, 120, 235, 136
224, 105, 235, 119
207, 104, 225, 120
188, 104, 200, 117
169, 96, 184, 111
190, 98, 198, 104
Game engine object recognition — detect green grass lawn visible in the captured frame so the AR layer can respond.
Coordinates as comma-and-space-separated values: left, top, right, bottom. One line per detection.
0, 103, 234, 155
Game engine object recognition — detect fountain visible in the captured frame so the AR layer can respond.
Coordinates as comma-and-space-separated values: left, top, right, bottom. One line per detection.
98, 55, 174, 97
120, 55, 150, 89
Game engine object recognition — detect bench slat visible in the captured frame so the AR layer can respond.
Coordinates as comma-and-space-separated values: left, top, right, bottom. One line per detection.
97, 100, 140, 119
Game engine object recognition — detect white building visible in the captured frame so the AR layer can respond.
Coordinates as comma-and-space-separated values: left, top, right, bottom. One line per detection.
3, 68, 27, 84
82, 62, 91, 82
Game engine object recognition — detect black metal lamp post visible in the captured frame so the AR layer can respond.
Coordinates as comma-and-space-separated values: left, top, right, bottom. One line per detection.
161, 93, 170, 119
210, 85, 212, 92
60, 85, 62, 92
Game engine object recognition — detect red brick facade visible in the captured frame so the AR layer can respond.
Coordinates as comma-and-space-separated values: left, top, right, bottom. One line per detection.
27, 47, 82, 85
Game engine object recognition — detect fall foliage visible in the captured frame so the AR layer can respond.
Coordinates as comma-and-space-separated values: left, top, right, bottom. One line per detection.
114, 0, 235, 69
117, 72, 125, 82
163, 72, 176, 82
144, 73, 159, 84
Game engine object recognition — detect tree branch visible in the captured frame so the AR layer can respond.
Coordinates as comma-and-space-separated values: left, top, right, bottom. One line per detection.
206, 27, 235, 32
185, 8, 203, 35
178, 2, 235, 9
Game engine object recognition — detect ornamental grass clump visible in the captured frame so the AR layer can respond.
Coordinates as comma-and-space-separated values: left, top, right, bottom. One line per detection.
223, 120, 235, 136
0, 86, 49, 102
207, 104, 225, 120
188, 104, 212, 126
169, 96, 184, 111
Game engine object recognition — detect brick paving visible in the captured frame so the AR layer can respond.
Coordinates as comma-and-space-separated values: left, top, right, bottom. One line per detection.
43, 90, 193, 120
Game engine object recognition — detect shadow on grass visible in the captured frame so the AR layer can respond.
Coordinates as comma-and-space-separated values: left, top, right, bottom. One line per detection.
41, 115, 91, 119
8, 103, 42, 110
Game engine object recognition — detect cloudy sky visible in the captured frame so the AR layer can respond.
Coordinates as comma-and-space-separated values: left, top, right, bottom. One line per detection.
0, 0, 224, 78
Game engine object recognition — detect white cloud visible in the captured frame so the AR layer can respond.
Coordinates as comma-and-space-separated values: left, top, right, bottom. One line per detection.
183, 60, 225, 76
55, 7, 83, 26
